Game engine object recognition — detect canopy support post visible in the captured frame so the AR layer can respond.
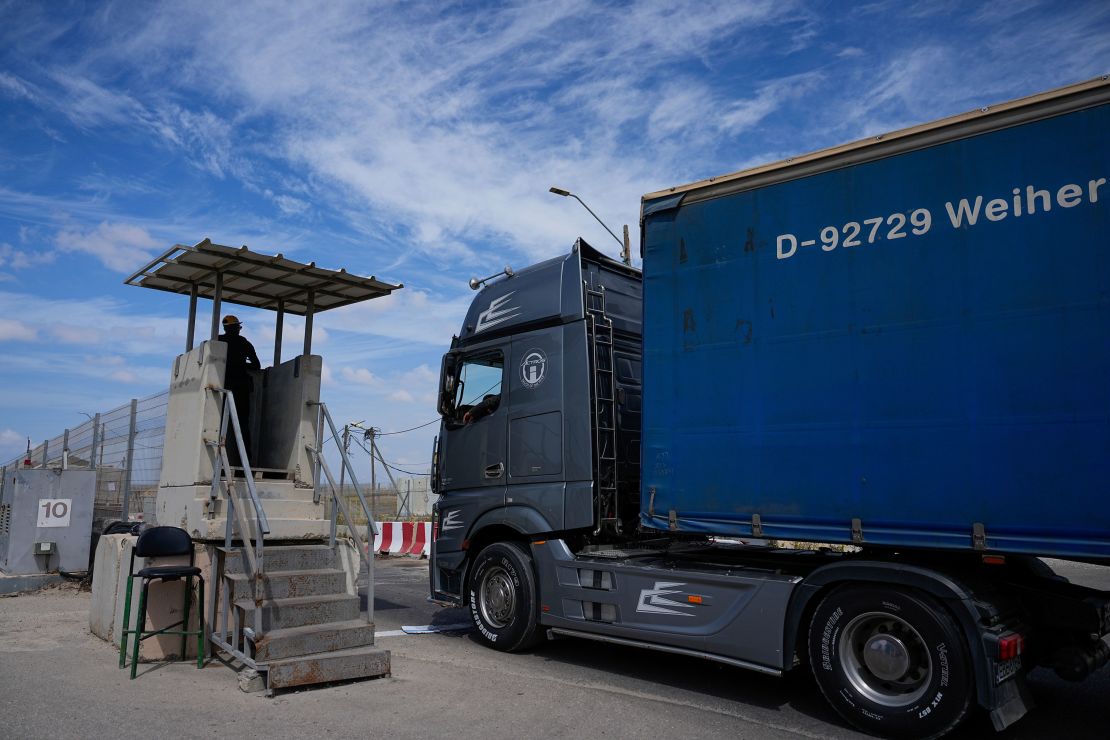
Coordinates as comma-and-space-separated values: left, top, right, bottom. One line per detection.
186, 282, 198, 351
210, 271, 223, 342
303, 290, 315, 356
274, 298, 284, 366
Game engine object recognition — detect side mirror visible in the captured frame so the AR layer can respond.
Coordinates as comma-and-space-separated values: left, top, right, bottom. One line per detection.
438, 353, 459, 417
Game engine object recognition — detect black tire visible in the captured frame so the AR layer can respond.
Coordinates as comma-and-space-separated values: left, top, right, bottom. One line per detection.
807, 586, 973, 739
468, 542, 541, 652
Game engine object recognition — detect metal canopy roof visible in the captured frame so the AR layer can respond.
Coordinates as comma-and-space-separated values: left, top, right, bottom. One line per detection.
124, 238, 402, 315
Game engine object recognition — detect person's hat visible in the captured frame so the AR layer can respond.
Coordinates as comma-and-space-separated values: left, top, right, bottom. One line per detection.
222, 315, 241, 328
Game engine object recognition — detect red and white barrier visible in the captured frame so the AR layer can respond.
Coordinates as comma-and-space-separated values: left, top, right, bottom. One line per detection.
369, 521, 432, 557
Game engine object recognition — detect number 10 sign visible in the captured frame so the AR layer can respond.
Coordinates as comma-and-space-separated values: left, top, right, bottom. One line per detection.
37, 499, 72, 528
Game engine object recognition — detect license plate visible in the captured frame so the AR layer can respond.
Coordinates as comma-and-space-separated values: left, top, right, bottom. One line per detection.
996, 656, 1021, 683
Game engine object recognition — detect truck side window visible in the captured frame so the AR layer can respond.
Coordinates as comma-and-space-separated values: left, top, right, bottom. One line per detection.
452, 353, 503, 426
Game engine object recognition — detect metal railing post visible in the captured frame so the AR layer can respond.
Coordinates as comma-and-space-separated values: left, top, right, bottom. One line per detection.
89, 414, 101, 471
121, 398, 138, 520
310, 402, 378, 626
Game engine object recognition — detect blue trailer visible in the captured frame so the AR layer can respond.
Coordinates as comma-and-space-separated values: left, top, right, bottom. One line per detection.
639, 80, 1110, 561
430, 77, 1110, 738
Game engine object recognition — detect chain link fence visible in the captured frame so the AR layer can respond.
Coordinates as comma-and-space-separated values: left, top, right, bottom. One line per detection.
1, 391, 169, 526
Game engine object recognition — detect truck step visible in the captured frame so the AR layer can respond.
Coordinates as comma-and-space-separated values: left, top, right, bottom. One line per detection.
234, 593, 360, 630
224, 568, 347, 600
254, 619, 377, 662
265, 645, 391, 689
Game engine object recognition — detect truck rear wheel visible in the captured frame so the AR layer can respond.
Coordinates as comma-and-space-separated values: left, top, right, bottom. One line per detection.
807, 586, 973, 739
468, 542, 541, 652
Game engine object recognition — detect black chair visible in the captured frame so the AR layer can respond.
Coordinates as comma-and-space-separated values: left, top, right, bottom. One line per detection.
117, 526, 205, 679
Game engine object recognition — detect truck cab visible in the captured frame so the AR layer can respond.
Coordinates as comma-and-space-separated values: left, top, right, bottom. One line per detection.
430, 239, 642, 603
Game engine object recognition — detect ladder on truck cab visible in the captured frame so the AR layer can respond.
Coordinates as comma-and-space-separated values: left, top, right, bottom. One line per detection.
585, 282, 621, 535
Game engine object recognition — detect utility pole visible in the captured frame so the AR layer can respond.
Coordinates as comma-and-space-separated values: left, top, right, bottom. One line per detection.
338, 424, 350, 523
368, 427, 377, 519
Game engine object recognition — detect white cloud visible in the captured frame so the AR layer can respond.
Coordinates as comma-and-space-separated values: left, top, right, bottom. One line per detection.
0, 72, 41, 103
0, 290, 183, 355
388, 389, 414, 403
718, 73, 824, 135
0, 428, 24, 445
0, 318, 37, 341
339, 367, 380, 386
53, 221, 159, 273
0, 428, 27, 460
273, 194, 309, 215
0, 241, 55, 270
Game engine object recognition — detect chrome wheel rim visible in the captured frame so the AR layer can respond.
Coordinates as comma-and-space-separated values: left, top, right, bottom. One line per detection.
839, 611, 932, 707
478, 565, 516, 629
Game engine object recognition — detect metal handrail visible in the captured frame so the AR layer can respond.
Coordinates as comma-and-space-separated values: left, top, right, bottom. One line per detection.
207, 386, 270, 662
306, 401, 378, 626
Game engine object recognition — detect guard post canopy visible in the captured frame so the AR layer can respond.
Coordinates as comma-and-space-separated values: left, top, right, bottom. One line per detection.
125, 238, 403, 360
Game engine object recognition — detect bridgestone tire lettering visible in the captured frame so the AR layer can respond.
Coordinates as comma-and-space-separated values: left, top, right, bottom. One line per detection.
468, 542, 542, 652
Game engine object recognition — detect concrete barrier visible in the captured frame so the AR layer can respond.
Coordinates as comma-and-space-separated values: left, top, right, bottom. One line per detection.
367, 522, 431, 557
89, 534, 208, 661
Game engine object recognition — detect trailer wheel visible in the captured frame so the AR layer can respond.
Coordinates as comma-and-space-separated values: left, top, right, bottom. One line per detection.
468, 542, 541, 652
807, 586, 973, 739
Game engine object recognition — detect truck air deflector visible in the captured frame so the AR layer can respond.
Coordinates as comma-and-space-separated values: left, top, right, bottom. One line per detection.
641, 192, 687, 218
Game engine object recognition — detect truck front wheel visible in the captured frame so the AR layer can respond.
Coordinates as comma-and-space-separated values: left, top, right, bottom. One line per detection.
807, 586, 973, 739
468, 542, 541, 652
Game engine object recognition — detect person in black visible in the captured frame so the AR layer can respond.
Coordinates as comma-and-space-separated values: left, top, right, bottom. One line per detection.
463, 394, 500, 424
218, 315, 261, 468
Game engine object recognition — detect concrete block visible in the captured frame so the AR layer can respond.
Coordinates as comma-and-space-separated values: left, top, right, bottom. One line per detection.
89, 534, 210, 661
235, 593, 360, 630
238, 668, 266, 693
254, 619, 377, 662
266, 645, 391, 689
334, 537, 362, 597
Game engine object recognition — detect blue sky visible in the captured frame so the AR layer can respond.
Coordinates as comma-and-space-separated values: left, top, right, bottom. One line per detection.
1, 0, 1108, 473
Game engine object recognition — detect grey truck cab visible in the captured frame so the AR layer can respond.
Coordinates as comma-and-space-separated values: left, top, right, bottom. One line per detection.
431, 239, 642, 602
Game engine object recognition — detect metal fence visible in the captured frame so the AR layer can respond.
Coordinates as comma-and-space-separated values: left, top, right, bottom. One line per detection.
2, 391, 428, 527
1, 391, 169, 525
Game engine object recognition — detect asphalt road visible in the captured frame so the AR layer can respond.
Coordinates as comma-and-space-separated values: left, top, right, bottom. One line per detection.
0, 557, 1107, 740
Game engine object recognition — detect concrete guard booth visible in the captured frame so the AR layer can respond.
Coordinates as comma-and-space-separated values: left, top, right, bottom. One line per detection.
91, 238, 400, 690
128, 239, 399, 540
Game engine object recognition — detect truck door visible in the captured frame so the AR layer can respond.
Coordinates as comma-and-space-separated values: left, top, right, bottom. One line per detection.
438, 349, 508, 496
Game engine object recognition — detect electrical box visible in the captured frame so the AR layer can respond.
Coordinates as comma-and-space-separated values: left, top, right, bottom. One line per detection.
0, 468, 96, 575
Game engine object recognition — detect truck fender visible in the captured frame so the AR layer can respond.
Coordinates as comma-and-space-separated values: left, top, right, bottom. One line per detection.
456, 505, 557, 605
782, 561, 997, 713
467, 504, 557, 542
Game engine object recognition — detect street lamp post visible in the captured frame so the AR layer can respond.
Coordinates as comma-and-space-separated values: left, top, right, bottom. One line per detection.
549, 187, 632, 266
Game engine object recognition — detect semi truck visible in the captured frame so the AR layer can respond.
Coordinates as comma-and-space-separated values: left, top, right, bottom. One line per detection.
428, 76, 1110, 738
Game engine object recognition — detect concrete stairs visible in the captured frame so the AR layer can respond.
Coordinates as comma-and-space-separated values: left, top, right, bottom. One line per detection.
223, 543, 390, 689
196, 478, 331, 541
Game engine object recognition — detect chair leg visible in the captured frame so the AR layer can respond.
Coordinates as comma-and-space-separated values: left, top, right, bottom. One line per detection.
181, 576, 192, 660
196, 576, 206, 669
130, 580, 148, 680
118, 574, 134, 669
